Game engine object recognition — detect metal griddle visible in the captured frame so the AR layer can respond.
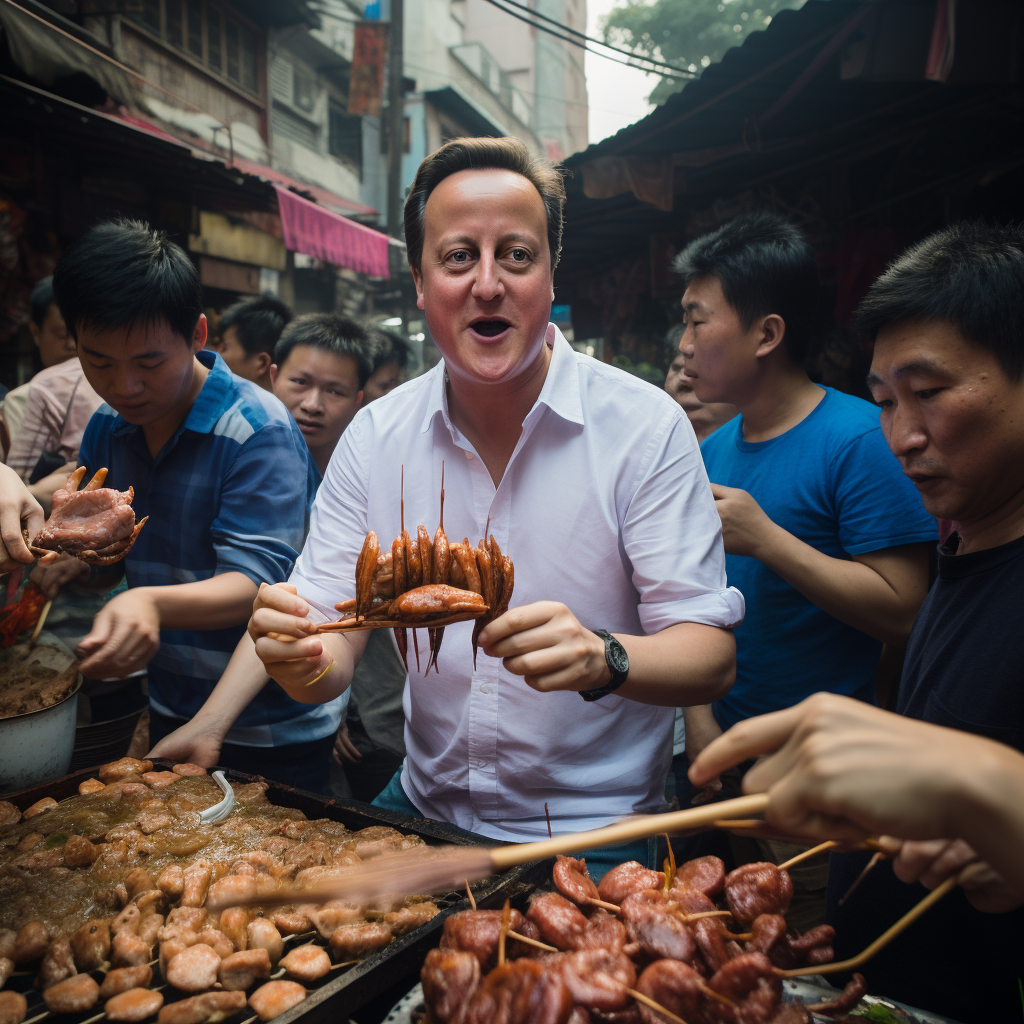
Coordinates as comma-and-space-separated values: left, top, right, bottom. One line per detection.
2, 760, 550, 1024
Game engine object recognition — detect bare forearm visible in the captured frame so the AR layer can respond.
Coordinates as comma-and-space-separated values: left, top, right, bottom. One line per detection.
952, 742, 1024, 894
191, 633, 273, 734
616, 623, 735, 706
145, 572, 258, 631
753, 524, 916, 643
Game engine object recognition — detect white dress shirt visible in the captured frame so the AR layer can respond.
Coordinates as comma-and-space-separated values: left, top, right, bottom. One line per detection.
290, 328, 743, 841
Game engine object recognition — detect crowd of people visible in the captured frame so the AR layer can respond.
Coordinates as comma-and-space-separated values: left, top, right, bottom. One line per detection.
1, 136, 1022, 1022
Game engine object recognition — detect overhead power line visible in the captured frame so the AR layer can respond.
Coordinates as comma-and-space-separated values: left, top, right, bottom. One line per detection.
480, 0, 694, 80
491, 0, 693, 77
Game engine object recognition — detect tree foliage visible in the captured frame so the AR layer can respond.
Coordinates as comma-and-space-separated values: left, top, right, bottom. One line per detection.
602, 0, 806, 104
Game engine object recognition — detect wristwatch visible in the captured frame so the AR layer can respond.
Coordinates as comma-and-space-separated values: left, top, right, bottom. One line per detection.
579, 629, 629, 702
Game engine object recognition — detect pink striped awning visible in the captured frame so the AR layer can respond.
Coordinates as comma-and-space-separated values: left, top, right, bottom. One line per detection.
274, 184, 389, 278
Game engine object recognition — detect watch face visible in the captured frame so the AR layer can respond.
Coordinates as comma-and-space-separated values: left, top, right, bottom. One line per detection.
608, 638, 629, 675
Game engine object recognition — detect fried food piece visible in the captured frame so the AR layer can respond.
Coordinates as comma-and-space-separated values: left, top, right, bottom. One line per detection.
634, 959, 704, 1024
692, 917, 739, 974
207, 874, 257, 909
383, 902, 440, 936
0, 957, 12, 990
619, 891, 696, 963
807, 973, 867, 1014
157, 864, 185, 901
218, 948, 271, 991
707, 951, 781, 1022
439, 910, 539, 970
64, 834, 100, 867
196, 930, 233, 960
421, 948, 481, 1023
167, 908, 207, 932
279, 945, 331, 983
0, 992, 25, 1024
100, 758, 153, 783
248, 980, 306, 1022
159, 939, 189, 978
111, 928, 152, 968
165, 943, 221, 992
112, 904, 142, 935
23, 797, 57, 819
37, 937, 77, 989
246, 919, 284, 965
552, 856, 600, 906
545, 949, 635, 1013
577, 911, 627, 953
181, 861, 214, 908
0, 802, 21, 827
723, 863, 794, 926
328, 921, 392, 959
173, 764, 208, 776
42, 974, 101, 1013
597, 862, 665, 905
673, 855, 726, 899
105, 988, 165, 1022
218, 907, 251, 951
11, 922, 49, 964
460, 959, 573, 1024
100, 965, 153, 999
142, 771, 180, 790
78, 778, 107, 795
156, 991, 247, 1024
527, 892, 589, 951
269, 908, 314, 937
0, 934, 13, 962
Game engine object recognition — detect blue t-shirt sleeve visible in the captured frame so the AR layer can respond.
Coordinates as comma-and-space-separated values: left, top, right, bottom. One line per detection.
76, 408, 105, 473
212, 422, 315, 586
833, 427, 938, 554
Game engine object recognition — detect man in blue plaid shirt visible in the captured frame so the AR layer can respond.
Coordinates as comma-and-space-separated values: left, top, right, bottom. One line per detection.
41, 220, 337, 792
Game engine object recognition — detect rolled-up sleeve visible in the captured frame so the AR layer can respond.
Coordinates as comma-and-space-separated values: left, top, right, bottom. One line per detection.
623, 411, 745, 633
288, 412, 371, 624
212, 423, 315, 587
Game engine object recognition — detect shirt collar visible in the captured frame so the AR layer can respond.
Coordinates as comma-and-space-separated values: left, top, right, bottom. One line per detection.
419, 325, 584, 437
110, 349, 232, 440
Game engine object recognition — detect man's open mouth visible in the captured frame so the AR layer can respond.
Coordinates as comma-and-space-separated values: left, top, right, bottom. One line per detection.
470, 319, 510, 338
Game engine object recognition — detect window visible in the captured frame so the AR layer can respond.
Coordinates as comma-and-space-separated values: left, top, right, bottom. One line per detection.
293, 70, 315, 113
329, 103, 363, 173
129, 1, 261, 96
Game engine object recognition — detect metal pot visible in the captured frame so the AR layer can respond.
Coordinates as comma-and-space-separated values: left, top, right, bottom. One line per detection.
0, 641, 82, 796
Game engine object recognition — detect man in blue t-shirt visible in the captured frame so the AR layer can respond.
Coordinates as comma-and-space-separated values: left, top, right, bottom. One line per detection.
674, 213, 937, 922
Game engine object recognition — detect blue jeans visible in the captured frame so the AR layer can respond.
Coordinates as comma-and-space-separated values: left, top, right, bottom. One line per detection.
372, 770, 657, 882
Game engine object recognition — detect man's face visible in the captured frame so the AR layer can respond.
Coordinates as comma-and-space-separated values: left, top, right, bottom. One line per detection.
271, 345, 362, 454
679, 275, 762, 406
77, 316, 206, 426
412, 168, 554, 387
665, 351, 738, 443
867, 319, 1024, 524
30, 304, 76, 368
363, 360, 403, 404
210, 324, 266, 382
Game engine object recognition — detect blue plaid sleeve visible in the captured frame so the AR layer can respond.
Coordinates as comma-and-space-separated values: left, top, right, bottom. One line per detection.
212, 422, 315, 586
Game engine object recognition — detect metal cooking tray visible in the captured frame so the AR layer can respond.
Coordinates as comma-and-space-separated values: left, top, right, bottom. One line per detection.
2, 761, 550, 1024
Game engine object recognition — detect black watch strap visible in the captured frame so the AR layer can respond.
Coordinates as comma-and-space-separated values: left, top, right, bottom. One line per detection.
579, 629, 629, 702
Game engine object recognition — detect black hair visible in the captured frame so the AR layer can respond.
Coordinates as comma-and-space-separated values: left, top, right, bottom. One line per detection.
855, 221, 1024, 382
405, 136, 566, 273
274, 314, 373, 389
672, 212, 819, 363
30, 276, 57, 327
366, 326, 410, 374
218, 293, 293, 358
52, 219, 202, 344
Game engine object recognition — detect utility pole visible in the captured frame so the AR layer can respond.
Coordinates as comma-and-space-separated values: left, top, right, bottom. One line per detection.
386, 0, 404, 238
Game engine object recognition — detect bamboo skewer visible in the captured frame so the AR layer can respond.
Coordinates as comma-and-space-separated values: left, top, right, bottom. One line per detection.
28, 599, 52, 648
777, 840, 838, 871
625, 988, 688, 1024
775, 875, 957, 977
210, 795, 772, 911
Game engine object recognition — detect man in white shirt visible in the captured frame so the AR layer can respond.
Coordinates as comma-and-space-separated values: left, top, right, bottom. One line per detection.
232, 138, 743, 871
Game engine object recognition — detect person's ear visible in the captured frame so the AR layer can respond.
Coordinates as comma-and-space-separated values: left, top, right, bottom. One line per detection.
255, 351, 272, 377
193, 314, 208, 353
411, 265, 425, 311
355, 389, 364, 408
755, 314, 787, 359
269, 363, 279, 387
29, 321, 41, 349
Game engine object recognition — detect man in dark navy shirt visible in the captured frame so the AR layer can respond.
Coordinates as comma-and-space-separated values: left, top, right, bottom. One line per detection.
827, 222, 1024, 1023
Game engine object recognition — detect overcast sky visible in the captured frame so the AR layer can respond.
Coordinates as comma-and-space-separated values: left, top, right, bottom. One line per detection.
585, 0, 658, 145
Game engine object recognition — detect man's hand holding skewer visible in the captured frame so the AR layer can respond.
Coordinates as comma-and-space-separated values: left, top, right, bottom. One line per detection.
690, 692, 1024, 910
249, 582, 364, 700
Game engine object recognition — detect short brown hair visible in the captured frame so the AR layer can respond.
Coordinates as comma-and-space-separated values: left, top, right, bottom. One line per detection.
404, 137, 566, 273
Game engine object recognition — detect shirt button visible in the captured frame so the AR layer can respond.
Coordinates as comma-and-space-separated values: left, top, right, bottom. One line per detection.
479, 684, 492, 695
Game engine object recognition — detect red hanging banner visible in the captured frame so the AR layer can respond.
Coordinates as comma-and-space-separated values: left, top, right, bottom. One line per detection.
349, 22, 388, 116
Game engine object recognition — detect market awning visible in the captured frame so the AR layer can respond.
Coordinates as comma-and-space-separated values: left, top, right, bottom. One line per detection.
273, 184, 390, 278
232, 156, 376, 219
0, 0, 141, 108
